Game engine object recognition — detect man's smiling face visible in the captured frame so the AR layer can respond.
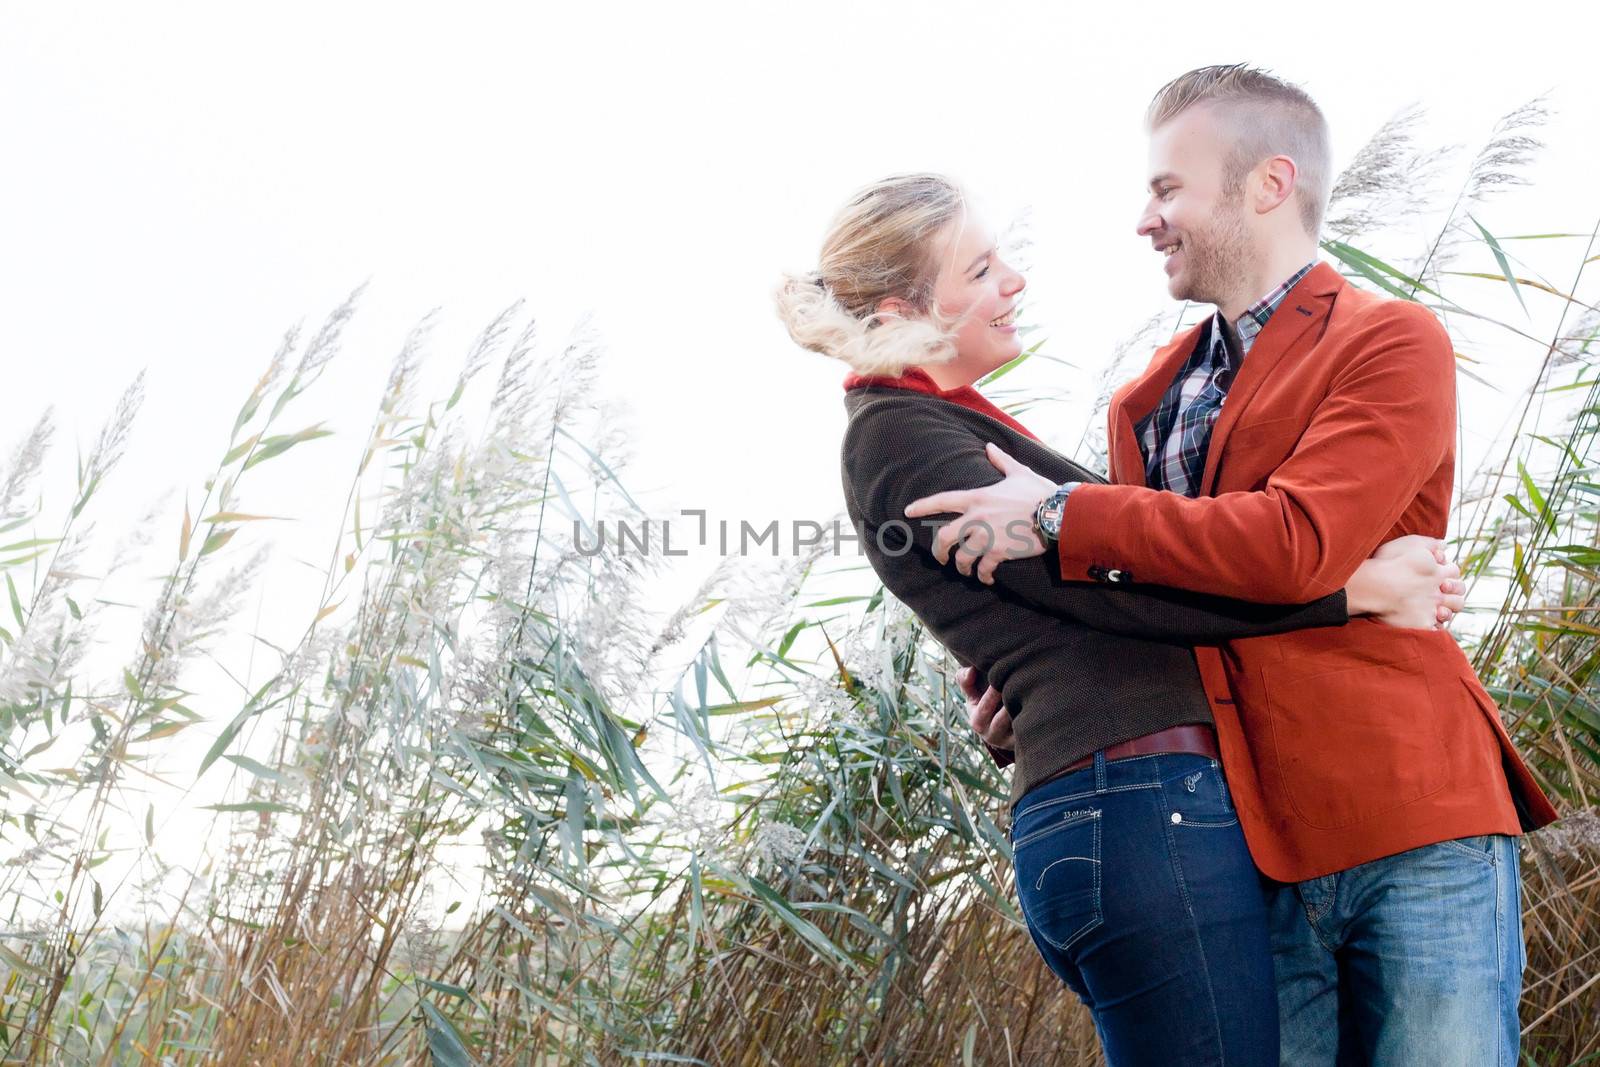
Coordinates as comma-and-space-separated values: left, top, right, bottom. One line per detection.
1136, 104, 1254, 310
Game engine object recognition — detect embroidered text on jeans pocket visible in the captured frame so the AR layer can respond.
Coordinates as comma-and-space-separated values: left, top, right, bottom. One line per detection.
1013, 809, 1102, 951
1165, 761, 1239, 828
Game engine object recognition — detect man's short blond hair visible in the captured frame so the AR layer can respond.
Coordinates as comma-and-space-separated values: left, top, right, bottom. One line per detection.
1147, 64, 1331, 237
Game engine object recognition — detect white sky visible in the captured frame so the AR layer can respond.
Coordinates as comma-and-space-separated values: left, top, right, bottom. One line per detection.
3, 2, 1599, 911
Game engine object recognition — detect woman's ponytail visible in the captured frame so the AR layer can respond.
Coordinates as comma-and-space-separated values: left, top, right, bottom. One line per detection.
774, 174, 965, 377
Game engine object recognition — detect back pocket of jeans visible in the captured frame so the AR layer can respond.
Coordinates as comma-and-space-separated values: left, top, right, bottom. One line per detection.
1012, 808, 1102, 951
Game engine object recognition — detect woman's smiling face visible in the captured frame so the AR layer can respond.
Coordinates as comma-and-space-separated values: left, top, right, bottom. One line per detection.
930, 208, 1027, 376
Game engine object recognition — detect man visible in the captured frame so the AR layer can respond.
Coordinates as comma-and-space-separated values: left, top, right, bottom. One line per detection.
905, 65, 1559, 1065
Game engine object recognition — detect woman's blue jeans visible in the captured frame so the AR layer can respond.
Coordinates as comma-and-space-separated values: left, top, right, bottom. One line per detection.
1009, 751, 1278, 1066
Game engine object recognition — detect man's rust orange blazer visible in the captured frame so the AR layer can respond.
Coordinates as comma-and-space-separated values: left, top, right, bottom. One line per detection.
1057, 261, 1558, 882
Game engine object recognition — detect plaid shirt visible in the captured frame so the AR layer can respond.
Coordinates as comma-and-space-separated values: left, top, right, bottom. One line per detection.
1133, 262, 1317, 497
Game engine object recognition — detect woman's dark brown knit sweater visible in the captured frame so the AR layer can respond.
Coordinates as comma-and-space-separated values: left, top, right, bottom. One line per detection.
839, 374, 1348, 808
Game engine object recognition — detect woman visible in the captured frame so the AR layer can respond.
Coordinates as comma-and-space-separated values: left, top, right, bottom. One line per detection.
773, 174, 1462, 1066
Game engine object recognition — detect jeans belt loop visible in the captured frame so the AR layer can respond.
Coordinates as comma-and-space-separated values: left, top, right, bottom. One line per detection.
1093, 750, 1107, 792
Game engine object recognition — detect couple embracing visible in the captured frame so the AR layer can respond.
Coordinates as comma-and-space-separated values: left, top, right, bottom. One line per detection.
775, 64, 1558, 1066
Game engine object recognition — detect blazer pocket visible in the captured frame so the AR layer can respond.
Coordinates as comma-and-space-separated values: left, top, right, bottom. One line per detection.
1216, 417, 1301, 485
1261, 633, 1449, 831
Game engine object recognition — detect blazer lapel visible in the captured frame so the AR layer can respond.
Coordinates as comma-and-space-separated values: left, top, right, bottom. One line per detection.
1198, 262, 1345, 495
1107, 320, 1208, 486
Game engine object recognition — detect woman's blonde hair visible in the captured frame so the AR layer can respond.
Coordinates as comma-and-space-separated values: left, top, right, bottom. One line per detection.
774, 173, 966, 376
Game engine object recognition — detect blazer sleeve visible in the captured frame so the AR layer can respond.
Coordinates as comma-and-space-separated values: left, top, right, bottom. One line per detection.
1056, 301, 1453, 603
844, 401, 1349, 645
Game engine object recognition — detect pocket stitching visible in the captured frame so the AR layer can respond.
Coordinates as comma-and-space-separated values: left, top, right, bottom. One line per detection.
1164, 759, 1239, 827
1224, 416, 1301, 447
1013, 807, 1099, 852
1009, 781, 1159, 826
1174, 815, 1240, 828
1016, 811, 1103, 952
1263, 654, 1450, 830
1437, 835, 1498, 866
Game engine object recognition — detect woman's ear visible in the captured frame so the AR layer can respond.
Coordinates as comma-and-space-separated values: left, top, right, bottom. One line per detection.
875, 296, 915, 322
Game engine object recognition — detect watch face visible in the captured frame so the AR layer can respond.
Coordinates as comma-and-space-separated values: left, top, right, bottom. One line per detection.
1044, 486, 1072, 537
1037, 485, 1071, 541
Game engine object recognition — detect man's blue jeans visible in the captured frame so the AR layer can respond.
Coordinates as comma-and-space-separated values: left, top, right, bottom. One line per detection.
1267, 833, 1525, 1066
1009, 751, 1279, 1066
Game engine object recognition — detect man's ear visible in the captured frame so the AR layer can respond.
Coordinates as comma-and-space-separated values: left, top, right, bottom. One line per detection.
1253, 155, 1298, 216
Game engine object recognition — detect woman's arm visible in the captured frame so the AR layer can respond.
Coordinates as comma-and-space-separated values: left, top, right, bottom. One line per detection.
844, 402, 1349, 645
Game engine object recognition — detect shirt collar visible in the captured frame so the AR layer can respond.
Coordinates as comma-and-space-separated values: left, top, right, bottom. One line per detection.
1221, 261, 1317, 357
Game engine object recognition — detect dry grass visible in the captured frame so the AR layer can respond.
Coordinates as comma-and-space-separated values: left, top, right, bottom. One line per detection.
0, 101, 1597, 1066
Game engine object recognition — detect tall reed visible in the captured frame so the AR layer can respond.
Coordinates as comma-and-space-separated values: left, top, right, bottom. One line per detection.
0, 98, 1595, 1066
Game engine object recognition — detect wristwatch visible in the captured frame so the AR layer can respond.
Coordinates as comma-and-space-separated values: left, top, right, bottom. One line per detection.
1033, 482, 1075, 545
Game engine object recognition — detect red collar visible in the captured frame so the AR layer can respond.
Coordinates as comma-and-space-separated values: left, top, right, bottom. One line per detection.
843, 367, 1038, 441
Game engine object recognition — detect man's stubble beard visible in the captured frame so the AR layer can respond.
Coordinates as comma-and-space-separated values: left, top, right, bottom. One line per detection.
1176, 187, 1254, 311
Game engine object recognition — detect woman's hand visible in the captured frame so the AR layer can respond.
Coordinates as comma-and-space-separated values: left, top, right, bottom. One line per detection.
958, 665, 1013, 750
1346, 534, 1465, 629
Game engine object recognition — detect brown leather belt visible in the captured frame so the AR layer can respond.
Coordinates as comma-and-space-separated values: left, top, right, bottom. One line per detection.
1039, 724, 1220, 787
